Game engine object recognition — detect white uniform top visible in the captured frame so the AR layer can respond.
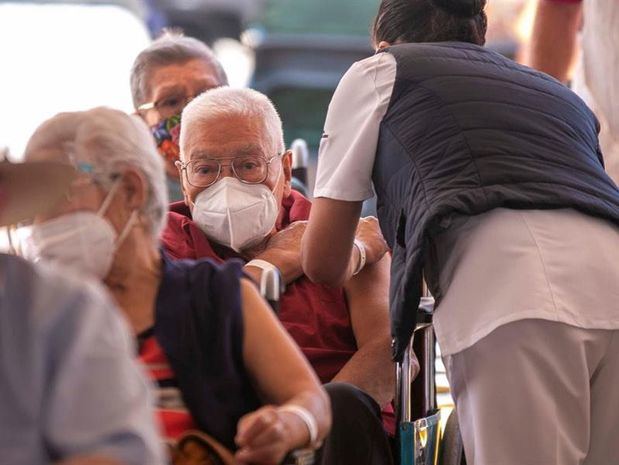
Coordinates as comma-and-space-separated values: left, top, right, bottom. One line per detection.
315, 53, 619, 356
572, 0, 619, 184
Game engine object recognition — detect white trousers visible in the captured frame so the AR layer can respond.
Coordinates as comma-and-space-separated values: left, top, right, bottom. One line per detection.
443, 319, 619, 465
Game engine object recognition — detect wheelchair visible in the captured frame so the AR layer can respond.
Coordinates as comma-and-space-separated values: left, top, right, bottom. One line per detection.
260, 143, 467, 465
261, 267, 465, 465
397, 296, 466, 465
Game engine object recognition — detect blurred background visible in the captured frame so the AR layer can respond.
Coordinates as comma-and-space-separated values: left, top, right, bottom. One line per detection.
0, 0, 539, 186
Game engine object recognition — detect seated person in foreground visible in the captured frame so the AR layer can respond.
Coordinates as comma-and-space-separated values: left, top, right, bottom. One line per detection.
164, 88, 397, 464
0, 162, 164, 465
20, 107, 331, 465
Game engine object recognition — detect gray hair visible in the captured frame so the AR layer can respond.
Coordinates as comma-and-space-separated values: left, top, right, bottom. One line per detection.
180, 88, 286, 159
130, 30, 228, 108
24, 107, 168, 241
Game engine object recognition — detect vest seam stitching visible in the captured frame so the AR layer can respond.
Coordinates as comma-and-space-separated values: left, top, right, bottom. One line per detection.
412, 82, 487, 200
381, 122, 429, 209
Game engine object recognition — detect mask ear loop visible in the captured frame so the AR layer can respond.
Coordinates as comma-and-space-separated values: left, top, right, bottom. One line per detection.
96, 177, 139, 250
115, 209, 139, 249
226, 208, 238, 252
97, 178, 122, 217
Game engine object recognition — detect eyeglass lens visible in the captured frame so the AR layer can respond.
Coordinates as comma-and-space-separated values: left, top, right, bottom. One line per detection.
155, 92, 191, 119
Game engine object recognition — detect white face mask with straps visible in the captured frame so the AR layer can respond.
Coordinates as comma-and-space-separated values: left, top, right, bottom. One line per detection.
22, 180, 138, 279
191, 164, 282, 253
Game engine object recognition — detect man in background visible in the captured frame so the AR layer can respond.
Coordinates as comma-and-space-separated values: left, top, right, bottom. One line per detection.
131, 31, 227, 201
528, 0, 619, 184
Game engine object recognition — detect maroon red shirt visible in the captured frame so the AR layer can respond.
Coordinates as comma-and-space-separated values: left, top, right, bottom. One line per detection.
162, 191, 358, 383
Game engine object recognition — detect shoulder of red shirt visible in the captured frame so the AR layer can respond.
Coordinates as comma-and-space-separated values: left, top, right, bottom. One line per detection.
163, 190, 312, 261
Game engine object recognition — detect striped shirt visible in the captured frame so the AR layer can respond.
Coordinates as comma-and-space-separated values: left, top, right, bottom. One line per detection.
138, 329, 197, 442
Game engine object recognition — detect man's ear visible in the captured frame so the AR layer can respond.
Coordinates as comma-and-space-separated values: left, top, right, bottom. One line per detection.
282, 150, 293, 197
182, 185, 190, 207
120, 167, 147, 210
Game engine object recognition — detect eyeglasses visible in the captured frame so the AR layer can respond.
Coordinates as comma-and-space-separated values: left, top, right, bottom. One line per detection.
137, 90, 203, 120
176, 154, 282, 188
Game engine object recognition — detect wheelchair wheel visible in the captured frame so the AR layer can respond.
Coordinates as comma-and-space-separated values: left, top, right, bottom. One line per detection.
440, 410, 466, 465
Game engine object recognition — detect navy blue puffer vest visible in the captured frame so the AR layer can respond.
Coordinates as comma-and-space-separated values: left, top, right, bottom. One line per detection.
372, 42, 619, 360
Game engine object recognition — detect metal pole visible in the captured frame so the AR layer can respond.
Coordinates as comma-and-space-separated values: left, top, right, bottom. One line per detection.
423, 327, 437, 415
400, 336, 414, 423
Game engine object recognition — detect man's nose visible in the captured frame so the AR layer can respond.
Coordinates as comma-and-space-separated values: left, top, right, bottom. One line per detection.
220, 163, 235, 178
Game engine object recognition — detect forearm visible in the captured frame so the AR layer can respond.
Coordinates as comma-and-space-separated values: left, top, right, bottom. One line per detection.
332, 335, 395, 407
245, 248, 305, 286
528, 0, 582, 82
279, 389, 332, 447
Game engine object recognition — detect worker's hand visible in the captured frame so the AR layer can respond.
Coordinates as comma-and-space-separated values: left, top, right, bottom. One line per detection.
355, 217, 389, 267
235, 405, 308, 465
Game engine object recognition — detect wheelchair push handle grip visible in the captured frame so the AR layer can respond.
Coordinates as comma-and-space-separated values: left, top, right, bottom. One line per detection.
290, 139, 309, 186
260, 266, 284, 314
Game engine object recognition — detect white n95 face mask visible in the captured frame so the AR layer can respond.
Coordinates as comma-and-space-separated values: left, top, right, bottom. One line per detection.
23, 211, 118, 279
191, 177, 280, 253
22, 181, 137, 279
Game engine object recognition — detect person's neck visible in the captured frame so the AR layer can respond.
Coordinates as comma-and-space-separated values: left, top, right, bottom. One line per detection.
105, 231, 161, 335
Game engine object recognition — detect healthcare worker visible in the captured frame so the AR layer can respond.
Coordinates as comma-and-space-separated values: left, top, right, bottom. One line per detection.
302, 0, 619, 464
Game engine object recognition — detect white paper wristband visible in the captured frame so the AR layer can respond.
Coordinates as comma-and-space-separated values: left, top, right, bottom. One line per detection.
352, 239, 367, 276
245, 259, 279, 274
278, 404, 320, 449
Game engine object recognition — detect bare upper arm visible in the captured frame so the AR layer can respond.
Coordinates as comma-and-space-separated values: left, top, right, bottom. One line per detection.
240, 279, 323, 404
343, 254, 391, 347
528, 0, 583, 82
303, 197, 362, 286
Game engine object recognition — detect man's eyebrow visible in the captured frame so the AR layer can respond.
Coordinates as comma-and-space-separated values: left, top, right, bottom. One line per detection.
189, 145, 264, 160
189, 150, 218, 160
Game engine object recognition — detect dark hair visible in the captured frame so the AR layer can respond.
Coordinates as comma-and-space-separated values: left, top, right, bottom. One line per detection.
130, 30, 229, 108
372, 0, 487, 47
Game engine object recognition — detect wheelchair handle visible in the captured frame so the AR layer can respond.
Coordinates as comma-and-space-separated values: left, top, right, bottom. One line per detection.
290, 139, 309, 186
260, 266, 284, 314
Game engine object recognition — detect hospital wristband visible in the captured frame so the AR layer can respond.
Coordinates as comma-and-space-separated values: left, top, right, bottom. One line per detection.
277, 404, 321, 449
245, 259, 280, 275
352, 239, 367, 276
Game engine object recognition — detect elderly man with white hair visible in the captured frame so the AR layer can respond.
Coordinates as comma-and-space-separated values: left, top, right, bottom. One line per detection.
21, 107, 332, 465
163, 88, 396, 465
